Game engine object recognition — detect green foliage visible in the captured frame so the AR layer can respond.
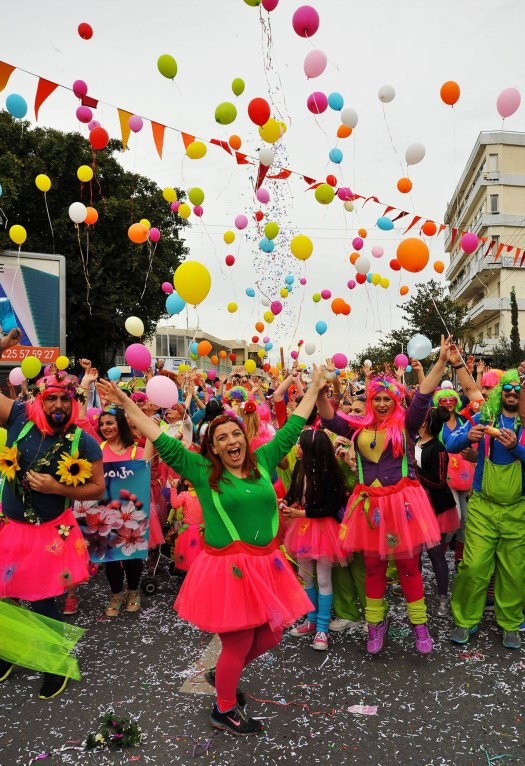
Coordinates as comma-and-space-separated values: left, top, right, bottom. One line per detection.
85, 712, 142, 750
509, 287, 521, 366
0, 112, 187, 365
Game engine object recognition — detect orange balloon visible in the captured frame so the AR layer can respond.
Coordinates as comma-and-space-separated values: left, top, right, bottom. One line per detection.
85, 206, 98, 225
400, 285, 409, 296
341, 303, 351, 316
210, 355, 219, 365
331, 297, 346, 315
422, 220, 437, 236
396, 238, 429, 273
197, 340, 212, 357
397, 177, 412, 194
255, 321, 264, 333
128, 222, 149, 244
358, 228, 367, 238
219, 350, 227, 359
433, 261, 445, 274
337, 125, 352, 139
229, 134, 241, 150
440, 81, 460, 106
349, 252, 359, 265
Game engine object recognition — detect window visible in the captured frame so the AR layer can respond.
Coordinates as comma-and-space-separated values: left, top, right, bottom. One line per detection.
490, 194, 499, 213
494, 322, 500, 338
488, 153, 498, 172
478, 332, 484, 344
487, 326, 492, 338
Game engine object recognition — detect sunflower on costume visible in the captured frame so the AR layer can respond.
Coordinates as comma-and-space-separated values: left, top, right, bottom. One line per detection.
0, 446, 20, 482
56, 451, 92, 487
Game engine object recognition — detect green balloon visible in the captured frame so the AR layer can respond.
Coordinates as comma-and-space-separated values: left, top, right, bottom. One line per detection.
315, 183, 335, 205
243, 0, 261, 6
312, 293, 321, 303
188, 187, 205, 206
214, 102, 238, 125
264, 222, 279, 240
231, 78, 246, 97
157, 54, 178, 79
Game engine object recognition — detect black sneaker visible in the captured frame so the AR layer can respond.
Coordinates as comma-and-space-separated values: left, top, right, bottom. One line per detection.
38, 673, 69, 700
210, 704, 263, 736
205, 668, 247, 708
0, 659, 14, 682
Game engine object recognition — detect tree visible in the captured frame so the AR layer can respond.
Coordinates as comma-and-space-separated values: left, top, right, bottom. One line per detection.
510, 287, 521, 366
397, 279, 473, 346
0, 112, 188, 365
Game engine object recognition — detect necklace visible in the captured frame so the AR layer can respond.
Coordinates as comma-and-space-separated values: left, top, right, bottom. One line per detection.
370, 424, 378, 449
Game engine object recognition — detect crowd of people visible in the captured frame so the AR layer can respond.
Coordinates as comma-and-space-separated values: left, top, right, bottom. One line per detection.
1, 326, 524, 737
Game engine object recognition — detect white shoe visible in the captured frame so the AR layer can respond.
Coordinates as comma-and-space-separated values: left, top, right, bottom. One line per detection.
328, 617, 361, 632
311, 631, 329, 651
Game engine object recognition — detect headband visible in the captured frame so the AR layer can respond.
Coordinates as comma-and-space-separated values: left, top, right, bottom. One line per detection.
368, 376, 404, 403
36, 372, 86, 403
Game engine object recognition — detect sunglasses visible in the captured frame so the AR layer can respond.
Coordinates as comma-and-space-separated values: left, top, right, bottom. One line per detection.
502, 384, 521, 393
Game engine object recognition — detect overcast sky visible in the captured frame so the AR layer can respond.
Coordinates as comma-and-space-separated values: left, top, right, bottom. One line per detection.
3, 0, 525, 365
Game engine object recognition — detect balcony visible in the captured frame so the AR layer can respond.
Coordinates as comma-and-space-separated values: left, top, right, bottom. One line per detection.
465, 298, 501, 324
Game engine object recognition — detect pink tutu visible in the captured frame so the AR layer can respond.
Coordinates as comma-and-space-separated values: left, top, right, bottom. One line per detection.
284, 516, 348, 565
340, 477, 441, 560
174, 523, 204, 571
148, 485, 166, 549
436, 506, 460, 535
0, 509, 89, 600
174, 539, 313, 633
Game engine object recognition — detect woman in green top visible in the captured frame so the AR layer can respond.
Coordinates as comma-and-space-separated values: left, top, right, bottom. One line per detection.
97, 366, 325, 737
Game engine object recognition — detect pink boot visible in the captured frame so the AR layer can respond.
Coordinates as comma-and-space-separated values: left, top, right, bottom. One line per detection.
411, 623, 433, 654
366, 619, 389, 654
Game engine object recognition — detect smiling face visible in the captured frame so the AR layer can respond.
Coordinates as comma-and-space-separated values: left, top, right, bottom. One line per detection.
99, 414, 119, 442
501, 381, 520, 413
371, 392, 395, 421
211, 420, 247, 472
438, 396, 458, 413
42, 391, 72, 429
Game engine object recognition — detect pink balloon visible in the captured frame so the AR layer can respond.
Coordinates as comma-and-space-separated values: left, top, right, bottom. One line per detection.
262, 0, 279, 9
88, 119, 101, 131
299, 277, 307, 285
337, 187, 353, 201
321, 289, 331, 300
263, 336, 270, 343
76, 105, 92, 123
170, 201, 181, 212
497, 87, 521, 119
43, 364, 52, 376
461, 232, 479, 254
162, 281, 174, 294
347, 279, 356, 289
146, 376, 179, 408
207, 369, 217, 381
149, 227, 160, 242
9, 367, 26, 386
291, 350, 298, 360
352, 237, 364, 251
73, 79, 88, 98
271, 301, 282, 315
193, 205, 204, 217
332, 353, 348, 369
125, 343, 152, 372
292, 5, 320, 38
256, 188, 270, 204
307, 91, 328, 114
129, 114, 143, 133
394, 353, 409, 368
235, 214, 248, 230
304, 50, 327, 79
371, 246, 384, 258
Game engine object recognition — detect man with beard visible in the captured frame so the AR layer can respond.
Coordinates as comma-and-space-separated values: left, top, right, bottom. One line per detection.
0, 329, 104, 699
444, 369, 525, 650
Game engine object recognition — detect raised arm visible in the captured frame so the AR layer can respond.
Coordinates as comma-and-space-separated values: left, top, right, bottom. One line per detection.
0, 329, 23, 425
418, 335, 452, 395
97, 379, 162, 443
448, 343, 483, 402
294, 364, 326, 420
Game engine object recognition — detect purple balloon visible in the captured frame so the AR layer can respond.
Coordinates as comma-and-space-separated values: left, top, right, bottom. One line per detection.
321, 289, 331, 300
263, 336, 270, 343
129, 114, 143, 133
149, 227, 161, 242
352, 237, 364, 251
337, 186, 353, 201
73, 79, 88, 98
292, 5, 320, 37
347, 279, 356, 289
256, 188, 270, 204
235, 214, 248, 230
193, 205, 204, 217
76, 105, 92, 123
162, 281, 174, 294
307, 91, 328, 114
271, 301, 282, 315
88, 119, 101, 131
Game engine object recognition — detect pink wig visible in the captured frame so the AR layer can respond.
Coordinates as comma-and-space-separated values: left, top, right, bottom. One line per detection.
346, 375, 407, 457
481, 371, 501, 388
26, 393, 80, 436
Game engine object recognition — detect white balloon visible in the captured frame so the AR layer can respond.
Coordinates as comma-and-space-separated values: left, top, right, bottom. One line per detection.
341, 107, 358, 128
304, 342, 316, 355
378, 85, 395, 103
405, 142, 426, 166
69, 201, 87, 224
344, 200, 354, 212
259, 147, 275, 166
261, 297, 271, 307
441, 380, 454, 389
355, 256, 371, 275
407, 333, 432, 360
363, 359, 372, 368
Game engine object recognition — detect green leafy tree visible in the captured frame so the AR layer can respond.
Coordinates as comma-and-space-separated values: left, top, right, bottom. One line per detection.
0, 112, 187, 366
397, 279, 473, 346
509, 287, 521, 366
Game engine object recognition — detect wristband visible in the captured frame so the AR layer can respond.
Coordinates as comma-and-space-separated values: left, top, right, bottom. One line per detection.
452, 363, 465, 370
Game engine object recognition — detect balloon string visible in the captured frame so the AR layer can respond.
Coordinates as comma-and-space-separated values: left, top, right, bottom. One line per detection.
430, 295, 452, 338
382, 104, 405, 176
140, 241, 156, 300
10, 245, 22, 298
76, 224, 92, 314
43, 193, 55, 254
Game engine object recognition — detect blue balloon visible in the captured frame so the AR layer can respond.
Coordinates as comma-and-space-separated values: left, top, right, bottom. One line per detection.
107, 366, 122, 381
366, 272, 373, 283
328, 92, 344, 111
285, 274, 294, 284
166, 292, 186, 315
377, 216, 394, 231
405, 364, 412, 373
329, 147, 343, 164
6, 94, 28, 119
0, 183, 2, 197
264, 342, 273, 351
260, 237, 275, 253
190, 341, 198, 355
335, 369, 340, 376
246, 287, 255, 297
315, 320, 327, 335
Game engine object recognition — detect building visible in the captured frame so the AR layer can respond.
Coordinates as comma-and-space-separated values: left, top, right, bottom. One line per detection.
445, 131, 525, 355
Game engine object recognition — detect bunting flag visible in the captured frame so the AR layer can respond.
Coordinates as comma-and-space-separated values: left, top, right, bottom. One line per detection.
255, 162, 270, 191
450, 228, 458, 248
484, 240, 496, 257
0, 62, 15, 93
402, 215, 421, 234
392, 210, 409, 222
181, 132, 195, 149
234, 152, 253, 165
520, 251, 525, 268
437, 225, 447, 236
267, 168, 292, 180
117, 109, 133, 150
210, 138, 232, 155
151, 122, 166, 159
513, 248, 522, 266
303, 176, 316, 185
34, 78, 58, 121
363, 196, 380, 206
81, 95, 98, 109
494, 243, 504, 260
383, 205, 396, 215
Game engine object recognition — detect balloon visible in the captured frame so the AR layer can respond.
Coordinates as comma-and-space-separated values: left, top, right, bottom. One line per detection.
174, 261, 211, 305
178, 203, 191, 219
337, 187, 353, 201
89, 127, 109, 151
396, 238, 429, 273
190, 342, 199, 354
9, 225, 27, 246
259, 147, 275, 165
76, 106, 92, 123
344, 200, 354, 212
355, 273, 366, 284
422, 221, 437, 236
146, 376, 179, 408
73, 80, 88, 98
400, 285, 409, 296
406, 143, 426, 166
352, 237, 363, 250
162, 281, 174, 294
125, 316, 144, 337
332, 353, 348, 369
304, 342, 316, 355
292, 5, 320, 37
215, 102, 237, 125
280, 288, 288, 298
434, 261, 445, 274
261, 297, 271, 307
85, 207, 98, 225
149, 227, 160, 241
264, 222, 279, 239
366, 273, 372, 283
6, 94, 28, 119
290, 350, 298, 360
246, 288, 255, 297
232, 78, 245, 96
358, 228, 367, 238
259, 120, 280, 144
21, 356, 42, 379
244, 359, 256, 374
315, 183, 335, 205
304, 49, 327, 79
198, 340, 212, 357
104, 367, 121, 384
235, 214, 248, 230
186, 141, 207, 159
256, 188, 270, 204
225, 255, 235, 266
371, 273, 381, 286
390, 258, 401, 271
264, 343, 273, 352
77, 165, 93, 183
207, 369, 217, 381
394, 354, 409, 368
271, 301, 282, 315
9, 367, 25, 386
461, 233, 479, 254
263, 336, 270, 343
380, 277, 389, 289
329, 148, 343, 164
312, 293, 321, 303
219, 350, 227, 360
397, 177, 413, 193
326, 174, 337, 187
125, 343, 151, 371
157, 54, 178, 79
349, 252, 359, 265
285, 275, 294, 284
328, 92, 344, 111
187, 188, 204, 207
125, 114, 142, 133
0, 184, 2, 196
347, 279, 356, 289
440, 81, 460, 106
224, 230, 235, 244
263, 311, 274, 323
166, 292, 187, 315
229, 353, 237, 362
372, 246, 384, 258
128, 222, 149, 243
255, 321, 264, 333
69, 202, 87, 224
355, 256, 371, 275
78, 22, 93, 39
307, 92, 328, 114
341, 107, 358, 128
405, 365, 412, 373
378, 85, 395, 103
210, 355, 219, 366
262, 0, 279, 9
35, 174, 51, 193
315, 321, 327, 335
497, 87, 521, 118
163, 187, 177, 203
248, 98, 271, 126
337, 125, 352, 139
321, 289, 331, 300
363, 360, 372, 368
407, 334, 432, 360
331, 298, 345, 315
377, 216, 394, 231
88, 120, 100, 131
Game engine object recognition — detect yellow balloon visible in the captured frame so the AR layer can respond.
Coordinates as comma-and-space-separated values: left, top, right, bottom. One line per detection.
9, 225, 27, 246
380, 277, 390, 288
290, 234, 313, 261
277, 362, 283, 370
371, 273, 381, 285
263, 311, 275, 324
35, 174, 51, 193
278, 121, 287, 135
55, 355, 70, 371
125, 316, 145, 336
77, 165, 93, 183
174, 261, 212, 305
20, 356, 42, 379
344, 201, 354, 212
244, 359, 256, 374
163, 187, 177, 203
227, 302, 238, 313
186, 141, 207, 160
0, 427, 6, 450
258, 349, 266, 359
224, 230, 235, 245
280, 288, 288, 298
139, 219, 151, 230
259, 118, 281, 144
178, 203, 191, 219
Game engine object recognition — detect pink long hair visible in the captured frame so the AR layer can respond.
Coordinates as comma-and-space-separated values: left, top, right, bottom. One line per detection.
346, 376, 407, 457
26, 394, 80, 436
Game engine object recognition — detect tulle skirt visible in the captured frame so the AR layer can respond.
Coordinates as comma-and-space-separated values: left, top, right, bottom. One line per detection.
148, 484, 166, 549
436, 506, 460, 535
340, 478, 441, 560
174, 539, 313, 633
173, 523, 204, 572
0, 509, 90, 600
284, 516, 348, 565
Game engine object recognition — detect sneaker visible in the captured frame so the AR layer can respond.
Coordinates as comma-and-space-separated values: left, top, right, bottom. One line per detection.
289, 620, 316, 637
0, 659, 14, 682
366, 619, 389, 655
450, 625, 478, 645
484, 597, 495, 612
391, 583, 403, 597
411, 623, 433, 654
502, 631, 522, 650
204, 668, 247, 708
125, 590, 141, 613
311, 631, 329, 651
105, 592, 124, 617
436, 597, 449, 618
210, 703, 263, 736
63, 596, 78, 615
328, 617, 361, 632
519, 610, 525, 633
38, 674, 69, 700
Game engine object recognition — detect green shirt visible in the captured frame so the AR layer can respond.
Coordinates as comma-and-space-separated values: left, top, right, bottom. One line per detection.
154, 414, 305, 549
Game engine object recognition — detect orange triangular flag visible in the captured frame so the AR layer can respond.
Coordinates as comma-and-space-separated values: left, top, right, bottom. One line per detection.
151, 121, 166, 159
34, 78, 58, 120
0, 62, 15, 93
181, 132, 195, 149
256, 163, 270, 191
117, 108, 133, 150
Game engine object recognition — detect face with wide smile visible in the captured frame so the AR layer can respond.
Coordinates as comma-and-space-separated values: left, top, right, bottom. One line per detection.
99, 414, 119, 442
371, 393, 395, 421
501, 382, 520, 413
438, 397, 458, 413
42, 392, 72, 429
212, 421, 247, 472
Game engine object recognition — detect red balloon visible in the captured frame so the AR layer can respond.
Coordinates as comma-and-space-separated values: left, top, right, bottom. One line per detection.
263, 363, 270, 372
255, 211, 264, 222
89, 126, 109, 151
229, 353, 236, 362
326, 174, 337, 187
341, 303, 351, 316
248, 98, 271, 127
225, 255, 235, 266
389, 258, 401, 271
355, 273, 367, 284
78, 22, 93, 39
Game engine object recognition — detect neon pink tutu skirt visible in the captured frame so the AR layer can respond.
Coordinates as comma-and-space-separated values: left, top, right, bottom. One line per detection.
340, 478, 441, 560
0, 509, 89, 600
174, 539, 313, 633
436, 507, 460, 535
174, 523, 204, 572
148, 485, 166, 549
284, 516, 348, 565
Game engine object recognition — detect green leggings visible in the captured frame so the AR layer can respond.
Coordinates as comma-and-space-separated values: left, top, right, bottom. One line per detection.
331, 554, 366, 621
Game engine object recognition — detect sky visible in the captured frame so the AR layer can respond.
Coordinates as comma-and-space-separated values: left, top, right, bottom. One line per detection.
2, 0, 525, 366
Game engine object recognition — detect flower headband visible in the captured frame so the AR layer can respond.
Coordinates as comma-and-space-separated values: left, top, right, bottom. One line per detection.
36, 372, 87, 404
368, 376, 404, 403
241, 400, 257, 413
